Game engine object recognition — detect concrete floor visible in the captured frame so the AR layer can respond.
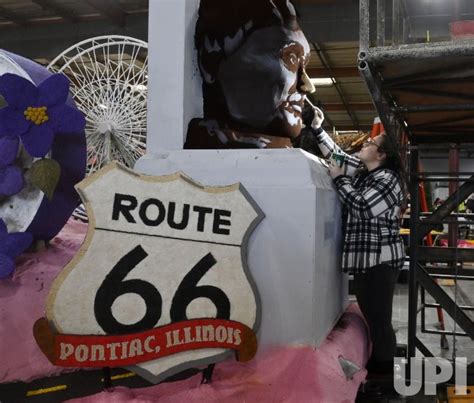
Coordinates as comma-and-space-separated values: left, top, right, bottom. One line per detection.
393, 279, 474, 363
351, 275, 474, 402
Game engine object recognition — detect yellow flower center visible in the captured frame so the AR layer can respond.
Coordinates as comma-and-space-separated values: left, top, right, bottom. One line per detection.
24, 106, 49, 125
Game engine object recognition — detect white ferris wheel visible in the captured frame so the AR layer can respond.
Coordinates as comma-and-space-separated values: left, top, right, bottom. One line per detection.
48, 35, 148, 174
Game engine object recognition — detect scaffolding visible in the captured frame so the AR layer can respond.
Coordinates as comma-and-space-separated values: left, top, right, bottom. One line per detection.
359, 0, 474, 382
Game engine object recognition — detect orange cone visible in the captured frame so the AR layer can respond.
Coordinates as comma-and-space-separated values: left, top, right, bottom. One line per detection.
370, 117, 385, 138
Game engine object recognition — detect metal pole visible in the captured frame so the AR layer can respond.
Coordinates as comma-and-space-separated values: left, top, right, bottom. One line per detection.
358, 61, 396, 139
360, 0, 370, 52
102, 366, 112, 389
393, 0, 400, 45
453, 0, 460, 22
408, 145, 420, 358
402, 18, 408, 44
448, 146, 460, 248
377, 0, 385, 46
400, 0, 411, 44
393, 103, 474, 113
313, 42, 360, 130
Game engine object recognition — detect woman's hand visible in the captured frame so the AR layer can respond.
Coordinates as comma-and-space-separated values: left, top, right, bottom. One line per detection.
311, 106, 325, 130
328, 159, 345, 179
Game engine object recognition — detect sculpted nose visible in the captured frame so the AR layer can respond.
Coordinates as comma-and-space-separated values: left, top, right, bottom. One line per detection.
298, 69, 316, 94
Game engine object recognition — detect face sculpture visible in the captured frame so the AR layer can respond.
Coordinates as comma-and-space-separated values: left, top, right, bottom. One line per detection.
218, 26, 314, 138
196, 0, 315, 141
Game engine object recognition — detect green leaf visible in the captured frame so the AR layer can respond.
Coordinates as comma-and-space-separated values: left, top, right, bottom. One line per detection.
29, 159, 61, 201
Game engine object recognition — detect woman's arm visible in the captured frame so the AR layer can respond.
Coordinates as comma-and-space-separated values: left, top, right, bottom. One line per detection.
312, 128, 363, 176
333, 169, 402, 220
306, 106, 362, 176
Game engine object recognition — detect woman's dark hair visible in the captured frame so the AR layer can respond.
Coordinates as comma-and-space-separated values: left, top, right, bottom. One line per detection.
378, 132, 408, 203
378, 133, 404, 172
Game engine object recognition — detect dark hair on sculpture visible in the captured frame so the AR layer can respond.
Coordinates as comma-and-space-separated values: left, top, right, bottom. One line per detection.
195, 0, 299, 118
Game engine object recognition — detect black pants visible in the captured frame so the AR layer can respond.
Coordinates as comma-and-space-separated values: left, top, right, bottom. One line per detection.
353, 264, 400, 372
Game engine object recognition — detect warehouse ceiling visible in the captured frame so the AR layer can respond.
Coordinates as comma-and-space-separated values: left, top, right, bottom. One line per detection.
0, 0, 472, 132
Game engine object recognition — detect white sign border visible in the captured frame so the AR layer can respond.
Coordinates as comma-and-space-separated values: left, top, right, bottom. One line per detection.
46, 161, 264, 383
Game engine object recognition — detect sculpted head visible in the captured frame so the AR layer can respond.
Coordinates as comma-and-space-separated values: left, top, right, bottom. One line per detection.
195, 0, 315, 139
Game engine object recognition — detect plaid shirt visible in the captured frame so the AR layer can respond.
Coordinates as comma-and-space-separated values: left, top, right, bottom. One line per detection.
315, 129, 405, 273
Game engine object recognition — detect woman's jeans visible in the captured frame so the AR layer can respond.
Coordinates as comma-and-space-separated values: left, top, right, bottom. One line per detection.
353, 264, 400, 371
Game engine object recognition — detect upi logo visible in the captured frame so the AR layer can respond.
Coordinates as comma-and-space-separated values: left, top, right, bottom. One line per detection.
394, 357, 467, 396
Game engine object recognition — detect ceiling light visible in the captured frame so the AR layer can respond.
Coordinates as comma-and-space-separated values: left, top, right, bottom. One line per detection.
310, 77, 334, 87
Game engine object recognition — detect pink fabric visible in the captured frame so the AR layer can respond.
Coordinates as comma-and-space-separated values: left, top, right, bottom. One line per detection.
1, 219, 370, 402
451, 20, 474, 38
439, 239, 474, 248
67, 305, 369, 403
0, 219, 88, 383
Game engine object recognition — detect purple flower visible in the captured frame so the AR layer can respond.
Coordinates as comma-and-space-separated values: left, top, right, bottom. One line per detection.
0, 218, 33, 278
0, 73, 86, 158
0, 135, 23, 196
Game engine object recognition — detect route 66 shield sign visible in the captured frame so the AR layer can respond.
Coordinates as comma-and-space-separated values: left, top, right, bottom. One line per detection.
35, 162, 263, 383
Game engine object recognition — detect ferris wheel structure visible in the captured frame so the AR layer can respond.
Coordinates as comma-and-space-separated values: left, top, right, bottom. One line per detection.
48, 35, 148, 174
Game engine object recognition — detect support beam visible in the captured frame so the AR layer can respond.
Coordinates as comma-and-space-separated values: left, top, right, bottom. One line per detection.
306, 67, 360, 78
417, 264, 474, 339
417, 247, 474, 263
425, 266, 474, 278
394, 103, 474, 114
367, 42, 474, 66
328, 124, 372, 131
0, 14, 148, 60
358, 61, 399, 139
413, 127, 474, 134
414, 133, 474, 143
85, 0, 126, 27
376, 0, 385, 46
32, 0, 79, 23
448, 147, 460, 249
407, 146, 420, 358
0, 6, 29, 26
418, 176, 474, 240
392, 0, 400, 45
396, 87, 474, 102
415, 338, 434, 357
313, 42, 359, 129
359, 0, 369, 51
323, 103, 374, 112
411, 113, 474, 128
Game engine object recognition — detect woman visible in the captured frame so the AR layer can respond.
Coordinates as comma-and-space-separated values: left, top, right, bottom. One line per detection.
308, 107, 406, 376
185, 0, 315, 149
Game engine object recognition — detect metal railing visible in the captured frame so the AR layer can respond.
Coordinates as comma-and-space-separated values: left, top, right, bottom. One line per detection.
360, 0, 474, 51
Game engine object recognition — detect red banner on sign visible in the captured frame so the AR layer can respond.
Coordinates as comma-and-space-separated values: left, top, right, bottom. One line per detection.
33, 318, 257, 368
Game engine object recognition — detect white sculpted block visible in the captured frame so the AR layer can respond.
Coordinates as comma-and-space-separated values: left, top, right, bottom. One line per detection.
136, 149, 347, 347
140, 0, 347, 349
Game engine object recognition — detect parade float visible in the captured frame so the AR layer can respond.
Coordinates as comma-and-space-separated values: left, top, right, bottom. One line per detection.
0, 1, 370, 401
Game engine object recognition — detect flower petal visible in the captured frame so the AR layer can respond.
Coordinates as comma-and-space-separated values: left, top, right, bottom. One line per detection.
0, 106, 31, 136
0, 232, 33, 258
0, 135, 19, 168
20, 123, 54, 158
0, 253, 14, 279
0, 218, 7, 234
0, 165, 24, 196
38, 74, 70, 107
0, 73, 38, 110
49, 104, 86, 133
